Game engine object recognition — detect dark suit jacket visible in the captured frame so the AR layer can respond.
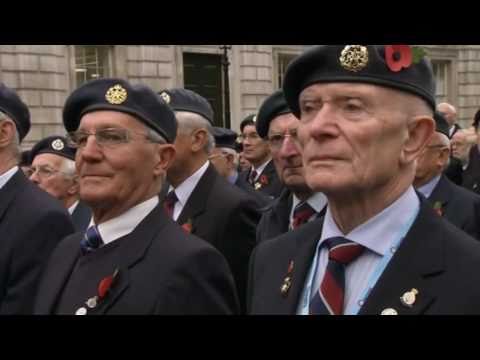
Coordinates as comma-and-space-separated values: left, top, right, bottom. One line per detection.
248, 198, 480, 315
428, 175, 480, 240
238, 160, 284, 200
463, 146, 480, 195
0, 170, 75, 314
444, 156, 463, 186
256, 188, 293, 244
71, 201, 92, 233
234, 174, 271, 209
34, 204, 239, 315
171, 164, 260, 313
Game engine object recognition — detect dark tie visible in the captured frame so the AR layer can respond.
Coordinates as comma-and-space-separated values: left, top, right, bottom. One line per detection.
309, 237, 365, 315
291, 202, 317, 230
248, 169, 258, 185
164, 191, 178, 218
80, 225, 104, 255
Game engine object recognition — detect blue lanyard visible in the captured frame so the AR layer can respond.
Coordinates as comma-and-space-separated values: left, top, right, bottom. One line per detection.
298, 204, 420, 316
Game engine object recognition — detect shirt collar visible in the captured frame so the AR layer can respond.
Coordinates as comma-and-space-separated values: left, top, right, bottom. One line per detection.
0, 166, 19, 190
417, 174, 442, 199
68, 200, 80, 215
90, 196, 159, 245
227, 171, 238, 185
169, 161, 210, 208
292, 192, 328, 213
321, 186, 420, 256
252, 158, 272, 177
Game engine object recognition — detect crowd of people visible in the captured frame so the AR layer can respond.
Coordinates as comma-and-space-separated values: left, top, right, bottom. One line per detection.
2, 44, 480, 315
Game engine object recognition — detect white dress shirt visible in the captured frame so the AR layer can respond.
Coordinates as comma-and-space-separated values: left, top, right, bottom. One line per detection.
297, 186, 420, 315
0, 166, 19, 190
250, 158, 272, 182
68, 200, 80, 215
88, 196, 159, 246
168, 161, 210, 221
417, 174, 442, 199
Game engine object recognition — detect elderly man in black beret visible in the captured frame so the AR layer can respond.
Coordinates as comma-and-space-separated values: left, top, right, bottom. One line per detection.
34, 79, 239, 315
160, 88, 260, 313
248, 45, 480, 315
0, 83, 74, 314
29, 135, 92, 232
255, 90, 327, 244
210, 126, 270, 209
237, 114, 284, 199
414, 112, 480, 240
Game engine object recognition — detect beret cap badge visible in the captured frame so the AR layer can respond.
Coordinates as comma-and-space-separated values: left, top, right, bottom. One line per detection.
51, 139, 65, 151
105, 84, 128, 105
159, 91, 171, 104
339, 45, 369, 72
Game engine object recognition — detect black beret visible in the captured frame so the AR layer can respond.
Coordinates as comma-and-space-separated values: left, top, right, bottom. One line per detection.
159, 88, 214, 125
433, 111, 450, 139
284, 45, 436, 118
212, 127, 238, 150
20, 150, 31, 167
0, 83, 31, 142
63, 78, 177, 143
30, 135, 77, 161
256, 90, 292, 139
240, 114, 257, 133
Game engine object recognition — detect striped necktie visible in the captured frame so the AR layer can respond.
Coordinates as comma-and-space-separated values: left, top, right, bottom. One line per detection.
309, 237, 364, 315
248, 169, 258, 185
163, 191, 178, 218
80, 225, 104, 255
291, 202, 316, 230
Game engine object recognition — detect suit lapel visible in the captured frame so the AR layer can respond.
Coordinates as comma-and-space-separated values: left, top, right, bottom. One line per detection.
176, 164, 216, 226
38, 235, 82, 314
89, 204, 171, 314
428, 175, 451, 211
0, 170, 23, 222
359, 201, 445, 315
280, 219, 324, 314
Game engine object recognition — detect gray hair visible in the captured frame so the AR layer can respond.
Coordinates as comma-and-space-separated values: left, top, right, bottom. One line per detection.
175, 111, 215, 154
59, 158, 77, 179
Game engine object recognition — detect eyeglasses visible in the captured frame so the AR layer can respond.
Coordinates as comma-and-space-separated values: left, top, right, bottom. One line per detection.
66, 127, 160, 149
267, 130, 299, 150
238, 133, 261, 142
27, 165, 63, 179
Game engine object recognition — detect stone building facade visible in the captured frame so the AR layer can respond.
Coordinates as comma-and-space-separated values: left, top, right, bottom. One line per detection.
0, 45, 479, 149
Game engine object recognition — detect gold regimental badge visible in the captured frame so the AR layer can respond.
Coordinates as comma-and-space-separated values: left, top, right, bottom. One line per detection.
339, 45, 369, 72
105, 84, 128, 105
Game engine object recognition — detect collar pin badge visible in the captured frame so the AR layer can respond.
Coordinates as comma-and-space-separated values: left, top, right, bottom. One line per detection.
280, 261, 294, 297
381, 308, 398, 315
400, 288, 418, 308
75, 307, 87, 316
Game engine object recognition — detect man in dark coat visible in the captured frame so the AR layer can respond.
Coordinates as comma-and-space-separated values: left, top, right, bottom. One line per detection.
35, 79, 239, 315
249, 45, 480, 315
0, 83, 74, 314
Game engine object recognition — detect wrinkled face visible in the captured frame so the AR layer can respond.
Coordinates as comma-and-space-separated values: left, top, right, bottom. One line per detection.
29, 153, 76, 201
297, 83, 411, 195
241, 125, 270, 166
238, 152, 251, 172
415, 133, 450, 184
75, 111, 162, 212
268, 113, 307, 190
451, 131, 470, 160
209, 147, 232, 178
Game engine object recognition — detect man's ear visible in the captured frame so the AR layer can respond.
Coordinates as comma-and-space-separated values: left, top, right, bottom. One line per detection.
67, 176, 80, 196
0, 120, 16, 149
190, 128, 209, 153
153, 144, 176, 177
401, 116, 435, 165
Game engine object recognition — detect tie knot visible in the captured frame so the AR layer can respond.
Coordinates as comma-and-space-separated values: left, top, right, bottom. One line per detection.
292, 202, 316, 229
81, 225, 103, 254
325, 237, 364, 265
163, 191, 178, 218
249, 169, 258, 184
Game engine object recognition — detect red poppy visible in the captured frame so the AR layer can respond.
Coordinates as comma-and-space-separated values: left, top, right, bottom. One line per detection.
433, 201, 443, 217
182, 221, 193, 234
259, 175, 269, 185
98, 276, 114, 300
385, 45, 413, 72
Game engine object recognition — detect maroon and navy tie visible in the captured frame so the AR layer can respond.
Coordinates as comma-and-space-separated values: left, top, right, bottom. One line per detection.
163, 191, 178, 218
309, 237, 365, 315
291, 202, 317, 230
